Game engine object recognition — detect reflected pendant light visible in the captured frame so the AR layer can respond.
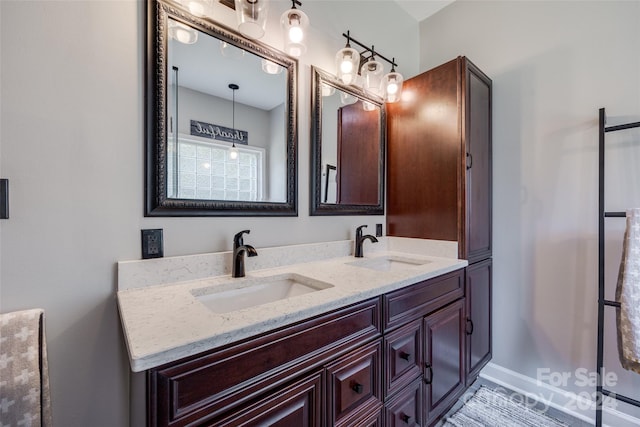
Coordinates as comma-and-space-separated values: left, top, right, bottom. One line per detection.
234, 0, 269, 39
382, 58, 404, 103
361, 55, 383, 96
261, 59, 283, 75
335, 32, 360, 85
281, 0, 309, 57
228, 83, 239, 160
168, 20, 198, 45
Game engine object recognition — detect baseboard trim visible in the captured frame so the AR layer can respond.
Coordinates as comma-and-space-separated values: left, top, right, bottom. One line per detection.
479, 363, 640, 427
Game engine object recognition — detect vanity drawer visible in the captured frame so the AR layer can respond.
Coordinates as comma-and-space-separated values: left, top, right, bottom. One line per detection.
148, 298, 381, 427
326, 339, 383, 427
384, 319, 422, 398
383, 269, 464, 331
385, 379, 422, 427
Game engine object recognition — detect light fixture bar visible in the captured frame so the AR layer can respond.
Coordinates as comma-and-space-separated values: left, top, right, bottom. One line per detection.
341, 32, 398, 69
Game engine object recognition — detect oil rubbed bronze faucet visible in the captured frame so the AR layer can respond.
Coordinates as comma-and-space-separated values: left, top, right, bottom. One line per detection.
232, 230, 258, 278
354, 225, 378, 258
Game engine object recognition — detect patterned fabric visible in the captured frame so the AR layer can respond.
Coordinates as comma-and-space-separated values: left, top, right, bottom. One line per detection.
616, 208, 640, 374
0, 309, 52, 427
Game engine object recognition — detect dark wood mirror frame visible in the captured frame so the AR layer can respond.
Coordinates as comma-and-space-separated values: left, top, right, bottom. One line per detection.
310, 66, 385, 216
145, 0, 298, 216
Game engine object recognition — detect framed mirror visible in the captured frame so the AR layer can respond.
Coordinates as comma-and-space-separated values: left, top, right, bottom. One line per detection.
146, 0, 298, 216
310, 66, 385, 215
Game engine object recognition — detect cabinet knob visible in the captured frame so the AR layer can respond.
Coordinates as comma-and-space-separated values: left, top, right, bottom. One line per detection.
466, 318, 475, 335
352, 383, 364, 393
399, 351, 411, 361
400, 414, 411, 424
424, 362, 433, 384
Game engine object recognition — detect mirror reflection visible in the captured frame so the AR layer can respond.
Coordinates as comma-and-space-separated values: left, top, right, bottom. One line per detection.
311, 67, 385, 215
167, 18, 288, 203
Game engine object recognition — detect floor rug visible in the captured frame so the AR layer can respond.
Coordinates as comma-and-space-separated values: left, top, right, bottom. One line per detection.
442, 386, 568, 427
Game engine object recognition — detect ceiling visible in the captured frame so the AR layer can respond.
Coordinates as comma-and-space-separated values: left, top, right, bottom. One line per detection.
393, 0, 455, 22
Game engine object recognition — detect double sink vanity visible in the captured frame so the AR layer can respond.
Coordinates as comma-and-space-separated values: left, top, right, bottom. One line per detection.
118, 236, 489, 426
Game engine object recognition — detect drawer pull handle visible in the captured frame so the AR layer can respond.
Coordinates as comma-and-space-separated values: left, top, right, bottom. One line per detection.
400, 414, 411, 423
466, 318, 474, 335
399, 351, 411, 361
424, 362, 433, 384
352, 383, 364, 393
466, 152, 473, 169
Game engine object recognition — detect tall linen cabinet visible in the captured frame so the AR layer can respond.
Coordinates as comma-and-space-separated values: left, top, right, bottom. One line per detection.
386, 56, 492, 393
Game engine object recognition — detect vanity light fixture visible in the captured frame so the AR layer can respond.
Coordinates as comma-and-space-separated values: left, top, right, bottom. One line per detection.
335, 31, 360, 85
281, 0, 309, 57
335, 32, 404, 103
168, 20, 198, 44
228, 83, 239, 160
234, 0, 269, 40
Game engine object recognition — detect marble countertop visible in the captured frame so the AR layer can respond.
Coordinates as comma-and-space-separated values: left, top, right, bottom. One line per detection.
117, 238, 467, 372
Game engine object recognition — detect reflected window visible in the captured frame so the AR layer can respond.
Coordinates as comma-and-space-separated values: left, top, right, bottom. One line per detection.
167, 137, 264, 201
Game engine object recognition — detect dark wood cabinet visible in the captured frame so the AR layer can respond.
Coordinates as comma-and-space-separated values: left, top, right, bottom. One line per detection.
465, 258, 492, 383
386, 56, 492, 264
386, 56, 493, 418
384, 319, 422, 398
423, 299, 465, 426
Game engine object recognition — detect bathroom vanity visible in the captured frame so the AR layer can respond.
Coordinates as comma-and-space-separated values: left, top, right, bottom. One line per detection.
118, 238, 490, 426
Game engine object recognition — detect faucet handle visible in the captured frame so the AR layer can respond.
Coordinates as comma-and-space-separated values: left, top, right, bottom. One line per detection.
356, 225, 367, 237
233, 229, 250, 246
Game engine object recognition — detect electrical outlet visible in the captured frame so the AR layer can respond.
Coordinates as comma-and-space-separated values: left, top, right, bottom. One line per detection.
375, 223, 383, 237
141, 229, 163, 259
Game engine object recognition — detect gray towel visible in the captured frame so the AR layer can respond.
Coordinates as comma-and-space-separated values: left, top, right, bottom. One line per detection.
616, 208, 640, 374
0, 309, 52, 426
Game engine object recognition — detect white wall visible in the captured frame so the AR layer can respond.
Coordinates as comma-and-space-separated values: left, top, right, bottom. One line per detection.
0, 1, 418, 425
420, 0, 640, 419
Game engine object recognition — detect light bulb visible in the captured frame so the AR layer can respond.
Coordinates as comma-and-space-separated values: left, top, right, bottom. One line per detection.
229, 146, 239, 160
363, 101, 376, 111
288, 17, 303, 43
387, 82, 398, 95
175, 28, 194, 44
341, 59, 353, 74
321, 83, 335, 97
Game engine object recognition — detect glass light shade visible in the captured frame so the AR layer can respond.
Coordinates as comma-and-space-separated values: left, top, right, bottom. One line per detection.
321, 83, 335, 97
335, 47, 360, 85
281, 8, 309, 57
181, 0, 213, 17
362, 101, 376, 111
168, 20, 198, 45
383, 71, 404, 103
361, 59, 383, 96
261, 59, 283, 75
234, 0, 269, 39
219, 40, 246, 59
340, 91, 357, 105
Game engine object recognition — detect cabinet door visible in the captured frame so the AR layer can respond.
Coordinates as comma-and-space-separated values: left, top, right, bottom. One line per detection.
463, 58, 492, 263
326, 339, 383, 427
465, 259, 492, 383
423, 299, 465, 426
212, 371, 323, 427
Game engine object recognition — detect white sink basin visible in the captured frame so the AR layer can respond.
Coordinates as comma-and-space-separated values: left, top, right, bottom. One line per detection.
346, 255, 432, 272
192, 273, 334, 313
